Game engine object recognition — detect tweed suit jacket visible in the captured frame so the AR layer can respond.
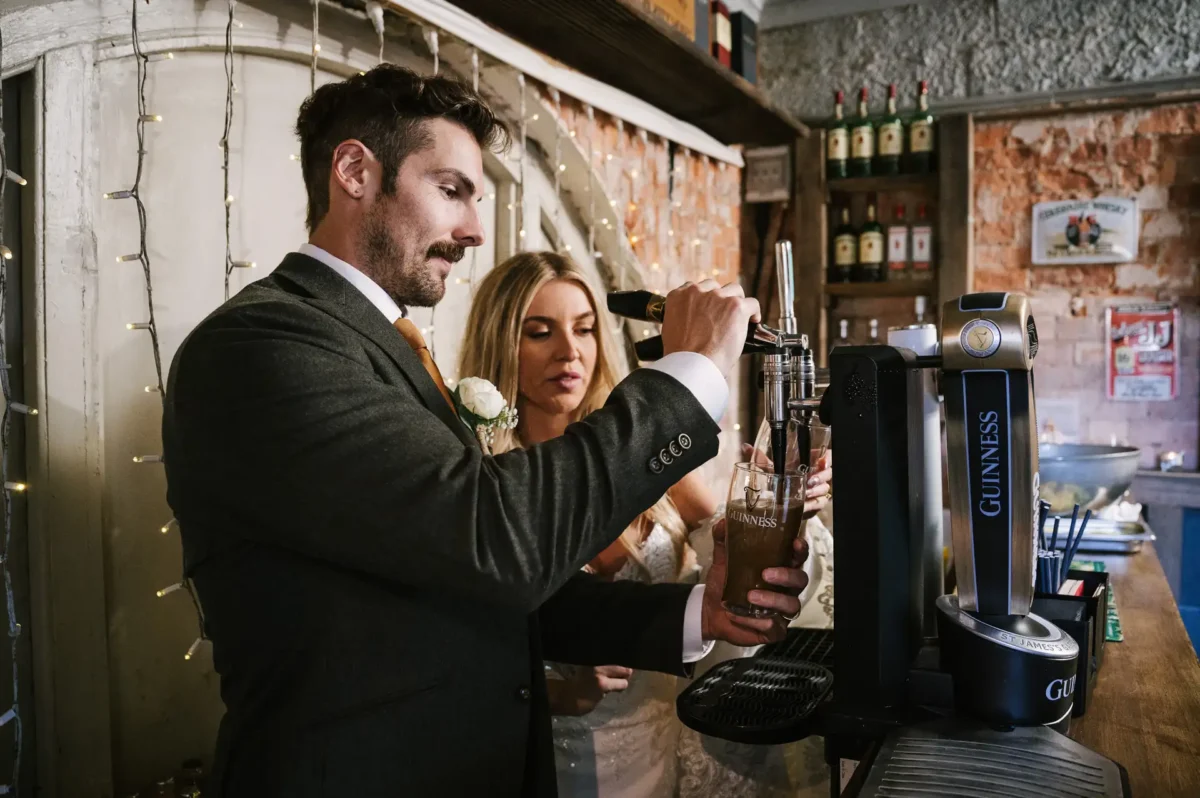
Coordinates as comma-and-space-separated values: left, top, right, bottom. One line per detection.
161, 253, 721, 797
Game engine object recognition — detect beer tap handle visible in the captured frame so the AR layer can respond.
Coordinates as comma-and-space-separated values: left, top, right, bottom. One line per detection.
774, 241, 798, 336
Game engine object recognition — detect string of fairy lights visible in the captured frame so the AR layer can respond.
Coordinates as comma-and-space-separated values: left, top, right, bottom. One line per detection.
222, 0, 254, 300
105, 0, 209, 662
0, 0, 742, 688
0, 20, 30, 795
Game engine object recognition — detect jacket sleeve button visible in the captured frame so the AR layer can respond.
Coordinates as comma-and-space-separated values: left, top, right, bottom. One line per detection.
516, 686, 531, 701
649, 457, 664, 474
678, 433, 692, 450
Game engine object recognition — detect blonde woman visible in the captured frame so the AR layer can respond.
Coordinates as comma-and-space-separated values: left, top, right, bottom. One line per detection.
459, 252, 832, 797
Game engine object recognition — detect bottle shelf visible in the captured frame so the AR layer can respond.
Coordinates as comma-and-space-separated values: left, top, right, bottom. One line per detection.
827, 173, 938, 194
825, 279, 936, 298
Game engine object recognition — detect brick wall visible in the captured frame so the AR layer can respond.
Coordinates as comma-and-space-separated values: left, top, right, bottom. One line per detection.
555, 96, 743, 293
974, 102, 1200, 469
553, 95, 745, 488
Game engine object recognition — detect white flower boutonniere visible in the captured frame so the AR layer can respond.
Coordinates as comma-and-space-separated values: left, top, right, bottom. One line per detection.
452, 377, 518, 454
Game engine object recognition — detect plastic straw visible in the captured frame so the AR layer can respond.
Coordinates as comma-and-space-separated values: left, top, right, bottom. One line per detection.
1049, 516, 1061, 554
1063, 509, 1092, 576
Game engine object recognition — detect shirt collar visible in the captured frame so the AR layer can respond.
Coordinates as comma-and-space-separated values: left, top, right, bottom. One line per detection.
298, 242, 406, 322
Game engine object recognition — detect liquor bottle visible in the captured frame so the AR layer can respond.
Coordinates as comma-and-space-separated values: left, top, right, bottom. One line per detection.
831, 318, 850, 356
710, 1, 733, 68
886, 203, 909, 281
906, 79, 936, 173
830, 207, 855, 283
849, 86, 874, 177
874, 83, 903, 175
911, 203, 934, 280
855, 201, 884, 282
826, 90, 849, 180
915, 295, 929, 324
868, 318, 879, 343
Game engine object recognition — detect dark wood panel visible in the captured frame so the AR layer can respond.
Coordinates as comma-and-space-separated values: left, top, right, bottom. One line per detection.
827, 173, 938, 196
446, 0, 807, 145
937, 114, 973, 306
825, 280, 937, 298
795, 134, 826, 357
1070, 546, 1200, 798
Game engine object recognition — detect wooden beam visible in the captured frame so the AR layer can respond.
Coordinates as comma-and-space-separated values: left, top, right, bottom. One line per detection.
31, 46, 115, 798
794, 133, 826, 361
442, 0, 808, 145
937, 114, 973, 306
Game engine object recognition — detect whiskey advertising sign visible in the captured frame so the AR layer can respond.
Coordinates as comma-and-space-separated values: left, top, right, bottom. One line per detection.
1031, 197, 1139, 265
1106, 302, 1179, 401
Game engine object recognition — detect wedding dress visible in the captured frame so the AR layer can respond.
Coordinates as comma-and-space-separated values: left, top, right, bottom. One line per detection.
550, 522, 698, 798
676, 513, 835, 798
548, 514, 835, 798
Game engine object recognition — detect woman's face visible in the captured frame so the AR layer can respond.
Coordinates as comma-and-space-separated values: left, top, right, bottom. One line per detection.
518, 279, 599, 418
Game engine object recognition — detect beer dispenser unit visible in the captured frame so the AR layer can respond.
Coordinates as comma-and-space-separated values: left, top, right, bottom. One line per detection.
608, 245, 1130, 797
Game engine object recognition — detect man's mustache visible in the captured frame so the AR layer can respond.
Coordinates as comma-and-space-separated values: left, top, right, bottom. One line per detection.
426, 242, 465, 263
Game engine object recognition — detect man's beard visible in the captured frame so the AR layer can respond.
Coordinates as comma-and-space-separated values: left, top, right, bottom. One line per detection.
361, 203, 465, 308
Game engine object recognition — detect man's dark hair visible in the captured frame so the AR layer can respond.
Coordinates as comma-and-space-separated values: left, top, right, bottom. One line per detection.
295, 64, 510, 232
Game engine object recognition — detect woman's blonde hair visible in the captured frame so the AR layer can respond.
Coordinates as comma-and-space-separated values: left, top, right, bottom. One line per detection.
458, 251, 687, 570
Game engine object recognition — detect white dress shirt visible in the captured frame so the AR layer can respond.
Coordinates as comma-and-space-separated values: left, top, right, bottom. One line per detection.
299, 243, 720, 662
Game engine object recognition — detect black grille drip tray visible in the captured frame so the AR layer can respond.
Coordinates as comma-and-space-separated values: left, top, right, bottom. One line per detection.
854, 717, 1130, 798
676, 628, 834, 745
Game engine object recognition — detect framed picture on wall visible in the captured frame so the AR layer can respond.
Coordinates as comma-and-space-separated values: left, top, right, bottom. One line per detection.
1031, 197, 1139, 265
1105, 302, 1179, 402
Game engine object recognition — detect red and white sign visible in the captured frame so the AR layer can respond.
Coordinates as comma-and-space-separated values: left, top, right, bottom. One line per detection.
1106, 302, 1179, 401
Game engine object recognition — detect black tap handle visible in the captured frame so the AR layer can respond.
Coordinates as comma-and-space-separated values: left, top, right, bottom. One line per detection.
607, 290, 666, 323
634, 336, 665, 361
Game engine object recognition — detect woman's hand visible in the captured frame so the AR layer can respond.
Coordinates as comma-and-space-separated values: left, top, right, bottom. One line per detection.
546, 665, 633, 716
802, 453, 831, 519
740, 445, 832, 519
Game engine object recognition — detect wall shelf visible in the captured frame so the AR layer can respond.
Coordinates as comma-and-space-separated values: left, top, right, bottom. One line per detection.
825, 280, 937, 298
445, 0, 808, 145
827, 173, 938, 195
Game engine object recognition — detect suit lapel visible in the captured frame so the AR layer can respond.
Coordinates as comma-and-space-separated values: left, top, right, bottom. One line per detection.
269, 253, 480, 449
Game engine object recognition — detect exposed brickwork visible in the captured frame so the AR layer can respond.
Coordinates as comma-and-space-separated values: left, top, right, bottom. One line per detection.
551, 94, 745, 485
975, 102, 1200, 468
554, 96, 743, 294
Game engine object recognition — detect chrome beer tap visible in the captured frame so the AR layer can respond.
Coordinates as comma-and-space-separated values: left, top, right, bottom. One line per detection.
605, 240, 816, 475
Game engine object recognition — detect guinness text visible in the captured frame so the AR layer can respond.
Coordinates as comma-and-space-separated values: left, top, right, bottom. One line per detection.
978, 410, 1004, 518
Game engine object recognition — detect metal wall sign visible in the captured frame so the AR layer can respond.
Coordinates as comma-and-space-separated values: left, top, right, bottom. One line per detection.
1031, 197, 1139, 265
1106, 302, 1179, 401
743, 145, 792, 203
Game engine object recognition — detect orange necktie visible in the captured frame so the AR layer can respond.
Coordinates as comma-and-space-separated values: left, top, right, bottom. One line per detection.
394, 318, 457, 416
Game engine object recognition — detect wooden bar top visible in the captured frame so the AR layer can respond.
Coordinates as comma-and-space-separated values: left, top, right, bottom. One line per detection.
1068, 544, 1200, 797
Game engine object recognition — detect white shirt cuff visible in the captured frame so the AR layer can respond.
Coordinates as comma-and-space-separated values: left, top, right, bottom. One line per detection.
682, 584, 715, 663
646, 352, 729, 424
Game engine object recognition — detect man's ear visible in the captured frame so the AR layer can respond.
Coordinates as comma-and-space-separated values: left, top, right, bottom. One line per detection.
331, 139, 376, 200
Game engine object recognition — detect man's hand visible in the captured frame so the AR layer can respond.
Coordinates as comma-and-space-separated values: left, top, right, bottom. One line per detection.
661, 280, 761, 377
547, 665, 632, 716
699, 519, 809, 647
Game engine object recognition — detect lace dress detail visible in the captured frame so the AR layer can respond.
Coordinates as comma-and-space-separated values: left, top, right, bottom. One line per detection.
549, 516, 837, 798
550, 523, 696, 798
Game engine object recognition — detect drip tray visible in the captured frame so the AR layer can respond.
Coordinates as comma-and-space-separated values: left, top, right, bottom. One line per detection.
853, 717, 1130, 797
676, 628, 834, 745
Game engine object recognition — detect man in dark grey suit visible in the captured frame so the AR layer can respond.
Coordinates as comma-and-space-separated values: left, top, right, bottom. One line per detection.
163, 65, 813, 797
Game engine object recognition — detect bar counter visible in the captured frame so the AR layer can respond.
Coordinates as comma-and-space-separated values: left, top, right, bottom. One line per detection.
1068, 544, 1200, 798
